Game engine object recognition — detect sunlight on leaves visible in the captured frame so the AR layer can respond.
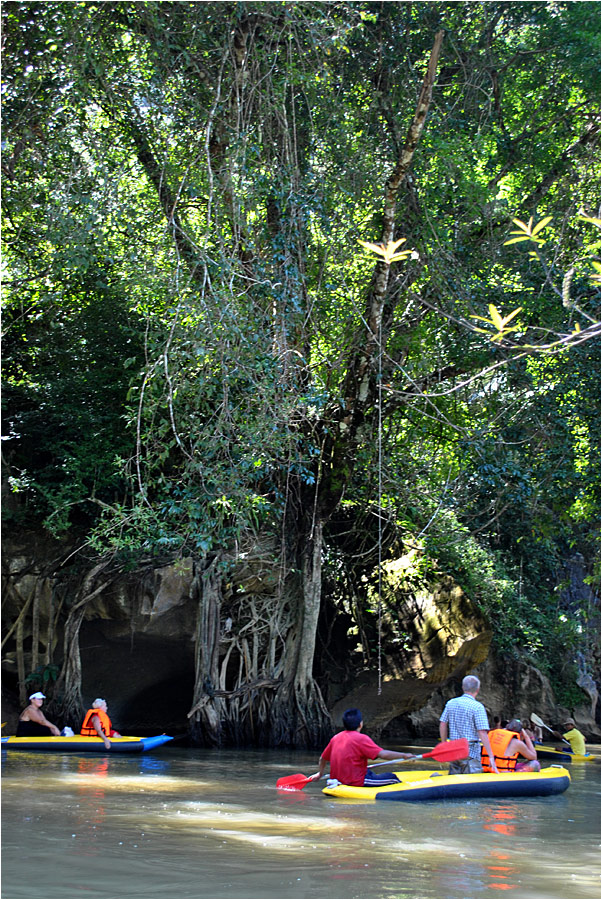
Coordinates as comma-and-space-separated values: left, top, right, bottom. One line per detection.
470, 304, 523, 342
357, 237, 417, 265
504, 216, 552, 247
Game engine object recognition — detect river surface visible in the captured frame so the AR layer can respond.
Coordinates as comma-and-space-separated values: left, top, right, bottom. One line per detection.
1, 745, 600, 900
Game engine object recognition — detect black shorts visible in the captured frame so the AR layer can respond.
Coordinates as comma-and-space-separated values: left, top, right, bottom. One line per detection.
15, 721, 53, 737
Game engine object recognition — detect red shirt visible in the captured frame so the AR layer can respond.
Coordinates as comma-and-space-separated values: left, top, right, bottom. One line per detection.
321, 730, 383, 786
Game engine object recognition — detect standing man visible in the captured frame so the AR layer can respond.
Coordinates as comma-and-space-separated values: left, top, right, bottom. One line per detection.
309, 708, 414, 786
439, 675, 499, 774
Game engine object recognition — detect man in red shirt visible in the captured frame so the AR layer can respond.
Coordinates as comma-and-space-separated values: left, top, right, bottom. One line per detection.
309, 708, 413, 786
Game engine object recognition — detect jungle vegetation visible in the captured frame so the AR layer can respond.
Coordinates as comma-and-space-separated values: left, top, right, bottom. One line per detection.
2, 1, 600, 744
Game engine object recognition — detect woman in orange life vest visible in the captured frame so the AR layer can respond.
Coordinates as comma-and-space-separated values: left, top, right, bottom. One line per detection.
482, 718, 541, 772
81, 698, 121, 750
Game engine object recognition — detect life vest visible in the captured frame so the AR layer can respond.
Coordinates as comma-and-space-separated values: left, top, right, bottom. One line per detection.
81, 708, 115, 737
481, 728, 520, 772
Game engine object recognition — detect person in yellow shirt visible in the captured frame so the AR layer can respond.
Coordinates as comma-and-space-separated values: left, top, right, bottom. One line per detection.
551, 717, 586, 755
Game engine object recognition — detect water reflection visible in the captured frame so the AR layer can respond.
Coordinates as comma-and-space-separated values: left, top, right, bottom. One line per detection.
485, 850, 518, 892
482, 804, 517, 836
74, 757, 109, 857
139, 756, 171, 774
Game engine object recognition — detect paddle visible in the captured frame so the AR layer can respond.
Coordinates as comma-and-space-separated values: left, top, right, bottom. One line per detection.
530, 713, 570, 745
530, 712, 568, 741
275, 738, 469, 791
276, 772, 319, 791
368, 738, 469, 768
530, 712, 555, 734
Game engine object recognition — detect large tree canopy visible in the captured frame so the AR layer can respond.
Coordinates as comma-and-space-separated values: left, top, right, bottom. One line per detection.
2, 1, 600, 743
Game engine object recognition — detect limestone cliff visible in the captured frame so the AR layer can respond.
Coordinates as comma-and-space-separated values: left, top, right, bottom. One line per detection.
2, 534, 599, 742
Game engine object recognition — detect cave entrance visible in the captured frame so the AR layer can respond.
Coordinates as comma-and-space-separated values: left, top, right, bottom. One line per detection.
80, 621, 195, 735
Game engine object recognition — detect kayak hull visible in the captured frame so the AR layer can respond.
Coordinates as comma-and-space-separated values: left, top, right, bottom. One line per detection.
1, 734, 173, 753
322, 766, 571, 801
534, 745, 594, 763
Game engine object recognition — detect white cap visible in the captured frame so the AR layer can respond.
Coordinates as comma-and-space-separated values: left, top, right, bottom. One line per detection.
29, 692, 46, 700
92, 698, 106, 707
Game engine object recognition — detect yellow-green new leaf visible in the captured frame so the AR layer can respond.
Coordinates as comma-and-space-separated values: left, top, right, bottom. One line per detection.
358, 240, 385, 256
387, 237, 407, 252
501, 306, 523, 326
488, 305, 505, 330
531, 216, 553, 236
511, 217, 530, 232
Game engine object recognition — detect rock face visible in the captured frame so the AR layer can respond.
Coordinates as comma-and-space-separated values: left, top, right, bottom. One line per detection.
1, 546, 200, 734
2, 536, 599, 742
329, 554, 492, 736
381, 655, 601, 743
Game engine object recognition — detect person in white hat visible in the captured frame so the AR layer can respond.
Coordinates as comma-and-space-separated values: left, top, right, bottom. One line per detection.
16, 692, 61, 737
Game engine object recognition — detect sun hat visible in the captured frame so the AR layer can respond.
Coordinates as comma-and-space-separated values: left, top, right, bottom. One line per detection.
563, 717, 576, 727
29, 692, 46, 700
92, 698, 106, 707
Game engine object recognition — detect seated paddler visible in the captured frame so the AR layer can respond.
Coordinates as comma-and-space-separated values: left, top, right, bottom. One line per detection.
16, 692, 61, 737
481, 718, 541, 772
308, 707, 413, 787
550, 717, 586, 755
80, 698, 121, 750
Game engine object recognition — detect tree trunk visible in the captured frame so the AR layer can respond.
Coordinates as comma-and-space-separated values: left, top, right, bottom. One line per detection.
16, 613, 26, 708
30, 581, 40, 674
188, 559, 226, 746
57, 602, 87, 727
52, 562, 114, 727
267, 515, 332, 747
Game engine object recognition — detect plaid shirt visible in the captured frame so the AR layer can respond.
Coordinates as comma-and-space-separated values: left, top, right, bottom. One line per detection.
440, 693, 489, 759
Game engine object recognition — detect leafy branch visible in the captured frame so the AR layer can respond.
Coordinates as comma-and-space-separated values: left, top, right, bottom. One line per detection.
470, 304, 523, 342
357, 237, 417, 266
469, 214, 601, 351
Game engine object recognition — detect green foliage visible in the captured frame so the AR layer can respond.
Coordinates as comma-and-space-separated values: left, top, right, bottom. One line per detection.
2, 1, 599, 695
419, 507, 593, 706
24, 663, 60, 689
2, 275, 144, 532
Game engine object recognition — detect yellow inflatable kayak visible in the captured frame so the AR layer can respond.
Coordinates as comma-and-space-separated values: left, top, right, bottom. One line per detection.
533, 745, 596, 763
322, 766, 570, 801
1, 734, 173, 753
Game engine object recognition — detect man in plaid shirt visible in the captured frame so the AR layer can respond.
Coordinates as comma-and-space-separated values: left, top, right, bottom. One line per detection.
439, 675, 498, 774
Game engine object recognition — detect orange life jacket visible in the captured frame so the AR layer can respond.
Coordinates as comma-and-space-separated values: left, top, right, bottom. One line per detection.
482, 728, 520, 772
81, 708, 115, 737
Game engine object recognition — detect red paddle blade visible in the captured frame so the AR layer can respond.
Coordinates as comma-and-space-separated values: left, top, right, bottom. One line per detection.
276, 773, 311, 791
420, 738, 469, 763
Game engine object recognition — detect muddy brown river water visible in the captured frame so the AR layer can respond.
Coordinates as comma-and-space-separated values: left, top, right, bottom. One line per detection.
1, 745, 600, 899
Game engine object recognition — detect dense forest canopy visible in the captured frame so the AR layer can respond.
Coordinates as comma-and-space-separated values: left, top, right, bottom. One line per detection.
2, 1, 600, 743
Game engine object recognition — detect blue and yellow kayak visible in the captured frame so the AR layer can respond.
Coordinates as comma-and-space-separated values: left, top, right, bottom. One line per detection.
534, 745, 596, 763
1, 734, 173, 753
322, 766, 570, 801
